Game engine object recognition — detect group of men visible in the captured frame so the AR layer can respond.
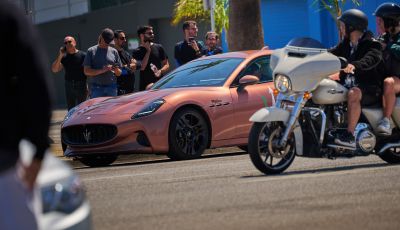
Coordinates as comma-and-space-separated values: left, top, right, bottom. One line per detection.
52, 20, 223, 110
330, 3, 400, 148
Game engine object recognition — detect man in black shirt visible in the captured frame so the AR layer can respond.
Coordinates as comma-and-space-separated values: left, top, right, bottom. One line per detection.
174, 20, 204, 66
132, 26, 170, 91
0, 1, 52, 229
203, 31, 223, 56
51, 36, 87, 110
329, 9, 385, 148
113, 30, 137, 95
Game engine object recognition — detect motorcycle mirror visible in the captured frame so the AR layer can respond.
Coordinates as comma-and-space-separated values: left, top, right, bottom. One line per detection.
338, 57, 348, 69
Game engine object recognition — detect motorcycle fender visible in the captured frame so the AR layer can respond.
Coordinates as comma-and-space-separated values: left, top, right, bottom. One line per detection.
249, 107, 290, 123
249, 107, 303, 156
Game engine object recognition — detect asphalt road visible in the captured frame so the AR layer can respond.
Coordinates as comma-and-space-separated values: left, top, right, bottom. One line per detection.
75, 151, 400, 230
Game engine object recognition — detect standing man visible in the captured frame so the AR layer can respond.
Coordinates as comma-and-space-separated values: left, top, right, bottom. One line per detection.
0, 1, 52, 229
132, 26, 170, 91
174, 20, 204, 66
113, 30, 137, 95
374, 3, 400, 135
51, 36, 87, 110
203, 31, 223, 56
83, 28, 122, 98
329, 9, 385, 148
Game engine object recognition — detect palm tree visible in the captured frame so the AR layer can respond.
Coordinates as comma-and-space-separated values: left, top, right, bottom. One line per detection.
172, 0, 229, 35
313, 0, 361, 39
228, 0, 264, 51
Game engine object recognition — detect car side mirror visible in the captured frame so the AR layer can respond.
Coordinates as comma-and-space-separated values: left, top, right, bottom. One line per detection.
239, 75, 259, 86
338, 57, 348, 69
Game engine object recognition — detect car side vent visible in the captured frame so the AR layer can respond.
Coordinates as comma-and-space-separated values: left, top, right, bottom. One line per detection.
288, 52, 307, 58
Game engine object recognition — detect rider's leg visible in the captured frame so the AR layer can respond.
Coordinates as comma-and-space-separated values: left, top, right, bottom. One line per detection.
378, 76, 400, 135
347, 87, 362, 134
335, 87, 362, 147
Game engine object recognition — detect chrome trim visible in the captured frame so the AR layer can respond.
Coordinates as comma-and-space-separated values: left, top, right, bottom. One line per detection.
378, 142, 400, 154
279, 94, 306, 147
302, 107, 327, 145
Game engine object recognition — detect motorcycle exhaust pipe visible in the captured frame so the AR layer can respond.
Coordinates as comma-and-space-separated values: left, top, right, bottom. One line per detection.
378, 142, 400, 154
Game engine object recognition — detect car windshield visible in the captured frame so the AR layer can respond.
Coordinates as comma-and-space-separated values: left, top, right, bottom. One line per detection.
151, 58, 243, 89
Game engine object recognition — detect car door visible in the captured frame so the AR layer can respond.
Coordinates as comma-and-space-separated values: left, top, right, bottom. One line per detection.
229, 56, 275, 139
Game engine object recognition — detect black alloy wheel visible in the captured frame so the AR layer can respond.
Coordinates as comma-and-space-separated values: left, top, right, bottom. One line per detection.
248, 121, 296, 174
379, 146, 400, 164
168, 108, 209, 160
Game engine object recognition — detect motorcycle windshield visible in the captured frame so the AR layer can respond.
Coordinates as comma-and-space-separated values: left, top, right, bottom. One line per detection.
286, 37, 326, 49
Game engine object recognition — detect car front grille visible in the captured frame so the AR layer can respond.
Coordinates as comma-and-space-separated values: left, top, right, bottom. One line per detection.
62, 124, 117, 146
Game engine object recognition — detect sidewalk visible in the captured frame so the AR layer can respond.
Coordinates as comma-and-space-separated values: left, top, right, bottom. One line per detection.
49, 109, 67, 157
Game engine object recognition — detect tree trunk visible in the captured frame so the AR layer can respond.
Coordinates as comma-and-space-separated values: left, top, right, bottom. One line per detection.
228, 0, 264, 51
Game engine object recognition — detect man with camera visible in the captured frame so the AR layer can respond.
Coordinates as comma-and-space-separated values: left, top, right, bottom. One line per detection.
132, 25, 169, 91
51, 36, 87, 110
83, 28, 122, 98
174, 20, 205, 66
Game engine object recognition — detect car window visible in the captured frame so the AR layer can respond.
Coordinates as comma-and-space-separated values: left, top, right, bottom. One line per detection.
232, 56, 273, 86
152, 58, 244, 89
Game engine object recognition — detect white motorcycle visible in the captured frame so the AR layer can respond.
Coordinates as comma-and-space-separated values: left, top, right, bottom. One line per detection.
248, 37, 400, 175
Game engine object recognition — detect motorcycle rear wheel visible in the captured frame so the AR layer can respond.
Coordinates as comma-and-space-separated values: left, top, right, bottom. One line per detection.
248, 121, 296, 175
379, 147, 400, 164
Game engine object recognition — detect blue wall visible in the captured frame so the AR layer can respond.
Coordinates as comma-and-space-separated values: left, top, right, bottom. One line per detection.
260, 0, 395, 49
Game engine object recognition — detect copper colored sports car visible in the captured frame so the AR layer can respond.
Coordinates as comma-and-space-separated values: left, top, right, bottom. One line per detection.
61, 50, 275, 167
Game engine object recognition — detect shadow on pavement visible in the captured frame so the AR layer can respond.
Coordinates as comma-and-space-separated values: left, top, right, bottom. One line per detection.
241, 162, 391, 178
72, 150, 247, 170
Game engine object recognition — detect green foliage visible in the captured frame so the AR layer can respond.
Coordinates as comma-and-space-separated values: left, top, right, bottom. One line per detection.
312, 0, 361, 19
172, 0, 229, 34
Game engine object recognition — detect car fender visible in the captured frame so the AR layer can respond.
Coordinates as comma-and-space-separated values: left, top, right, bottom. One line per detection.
249, 107, 303, 156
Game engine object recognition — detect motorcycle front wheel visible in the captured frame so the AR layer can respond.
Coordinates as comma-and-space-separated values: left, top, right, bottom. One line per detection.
248, 121, 296, 175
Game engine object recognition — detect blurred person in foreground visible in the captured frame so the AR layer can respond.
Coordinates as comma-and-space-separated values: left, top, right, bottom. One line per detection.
0, 1, 53, 230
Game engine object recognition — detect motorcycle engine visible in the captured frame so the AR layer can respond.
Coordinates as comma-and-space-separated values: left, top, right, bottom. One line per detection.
355, 123, 376, 153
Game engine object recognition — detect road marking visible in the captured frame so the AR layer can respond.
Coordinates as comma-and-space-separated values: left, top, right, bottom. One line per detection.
82, 172, 154, 181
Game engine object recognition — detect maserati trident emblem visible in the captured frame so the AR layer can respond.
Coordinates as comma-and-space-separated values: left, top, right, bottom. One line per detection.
83, 128, 91, 143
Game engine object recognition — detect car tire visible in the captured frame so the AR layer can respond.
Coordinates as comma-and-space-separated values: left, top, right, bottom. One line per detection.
168, 108, 209, 160
79, 155, 118, 167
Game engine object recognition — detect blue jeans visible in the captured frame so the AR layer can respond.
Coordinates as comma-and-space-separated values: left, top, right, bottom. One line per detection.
89, 83, 117, 98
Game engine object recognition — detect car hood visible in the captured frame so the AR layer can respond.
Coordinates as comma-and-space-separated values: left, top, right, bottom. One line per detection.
75, 87, 220, 116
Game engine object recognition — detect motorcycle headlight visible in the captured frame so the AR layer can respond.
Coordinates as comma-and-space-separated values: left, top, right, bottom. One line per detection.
274, 74, 292, 93
132, 99, 165, 119
41, 175, 86, 214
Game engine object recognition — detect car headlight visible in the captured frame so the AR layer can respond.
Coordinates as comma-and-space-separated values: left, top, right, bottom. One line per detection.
274, 74, 292, 93
41, 175, 86, 214
132, 99, 165, 119
63, 106, 78, 123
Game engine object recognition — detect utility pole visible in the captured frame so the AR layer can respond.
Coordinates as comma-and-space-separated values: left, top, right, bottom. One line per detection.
203, 0, 216, 31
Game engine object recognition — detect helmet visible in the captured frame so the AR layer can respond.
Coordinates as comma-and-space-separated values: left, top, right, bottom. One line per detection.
374, 3, 400, 28
374, 2, 400, 20
338, 9, 368, 32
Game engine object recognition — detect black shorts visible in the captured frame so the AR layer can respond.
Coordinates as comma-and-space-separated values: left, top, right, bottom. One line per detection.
359, 85, 382, 106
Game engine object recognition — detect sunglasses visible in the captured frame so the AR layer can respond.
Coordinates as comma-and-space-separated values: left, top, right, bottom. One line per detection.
64, 40, 72, 44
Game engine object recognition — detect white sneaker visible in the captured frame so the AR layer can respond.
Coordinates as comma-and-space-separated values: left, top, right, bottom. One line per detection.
376, 117, 392, 136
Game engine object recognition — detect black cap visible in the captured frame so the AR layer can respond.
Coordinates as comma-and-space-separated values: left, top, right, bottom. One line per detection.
101, 28, 114, 44
338, 9, 368, 32
374, 2, 400, 20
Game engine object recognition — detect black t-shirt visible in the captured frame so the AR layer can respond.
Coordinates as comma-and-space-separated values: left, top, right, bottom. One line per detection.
61, 50, 86, 81
132, 43, 168, 90
174, 40, 204, 66
203, 46, 223, 56
117, 49, 135, 90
